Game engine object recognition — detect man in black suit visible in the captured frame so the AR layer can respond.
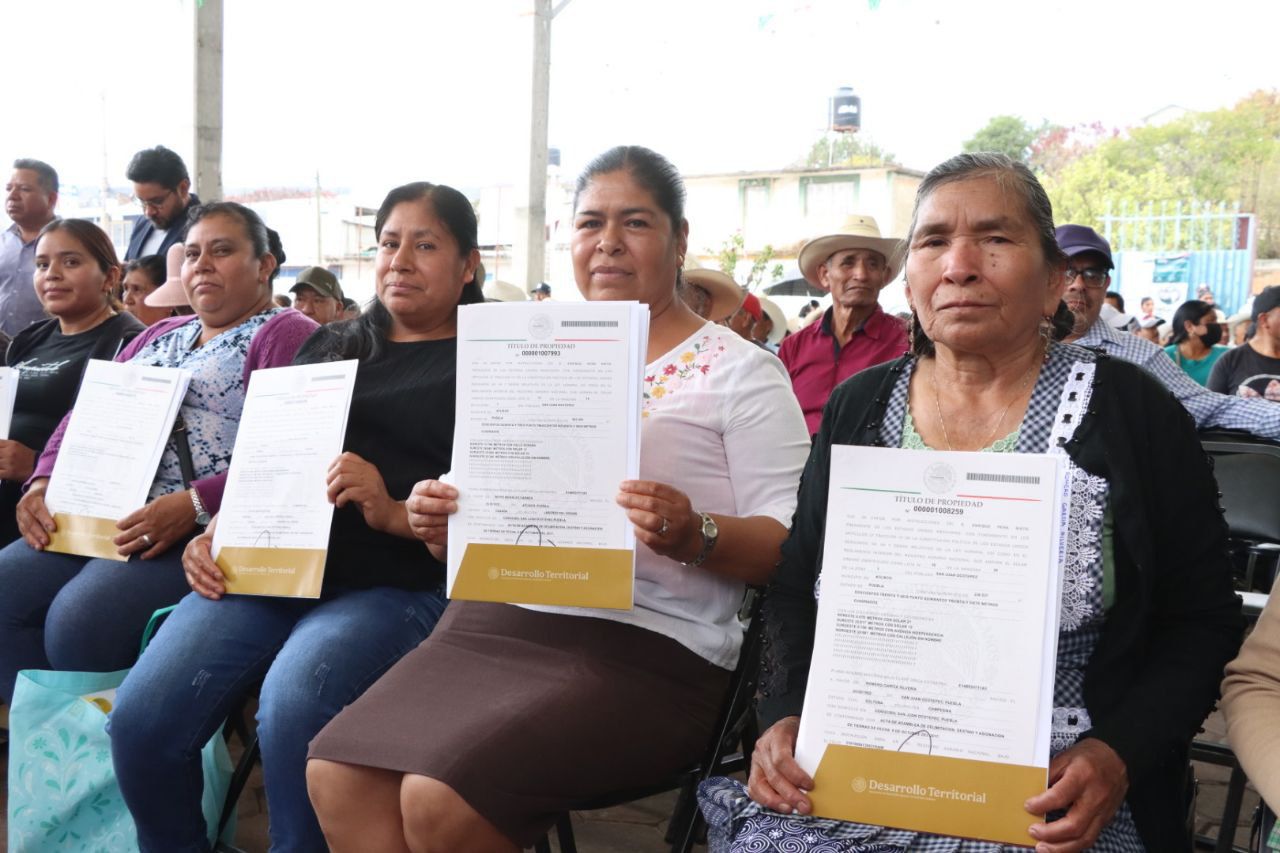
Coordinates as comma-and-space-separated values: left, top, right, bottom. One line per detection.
123, 146, 200, 261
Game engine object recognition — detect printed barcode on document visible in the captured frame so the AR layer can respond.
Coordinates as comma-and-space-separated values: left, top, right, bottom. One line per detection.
966, 472, 1041, 485
561, 320, 619, 328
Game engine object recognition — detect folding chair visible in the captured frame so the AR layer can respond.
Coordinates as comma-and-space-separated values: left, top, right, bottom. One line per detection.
1190, 740, 1253, 853
1187, 432, 1280, 852
1251, 801, 1277, 853
1201, 431, 1280, 600
533, 587, 767, 853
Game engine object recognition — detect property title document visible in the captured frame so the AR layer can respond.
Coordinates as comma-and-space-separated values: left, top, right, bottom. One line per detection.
797, 445, 1068, 846
212, 361, 358, 599
44, 360, 191, 561
447, 300, 648, 609
0, 367, 19, 439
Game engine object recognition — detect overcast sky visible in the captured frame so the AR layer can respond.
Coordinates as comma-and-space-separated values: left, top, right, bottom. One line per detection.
2, 0, 1276, 200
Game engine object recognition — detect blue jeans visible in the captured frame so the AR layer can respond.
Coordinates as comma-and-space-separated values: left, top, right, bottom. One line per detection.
109, 585, 447, 853
0, 538, 192, 702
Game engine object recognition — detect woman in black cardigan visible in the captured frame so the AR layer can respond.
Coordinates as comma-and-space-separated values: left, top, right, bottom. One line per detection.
702, 154, 1241, 852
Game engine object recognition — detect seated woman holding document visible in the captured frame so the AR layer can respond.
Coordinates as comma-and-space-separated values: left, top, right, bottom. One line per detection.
0, 202, 315, 706
105, 181, 482, 852
304, 145, 811, 852
697, 153, 1242, 852
0, 219, 145, 546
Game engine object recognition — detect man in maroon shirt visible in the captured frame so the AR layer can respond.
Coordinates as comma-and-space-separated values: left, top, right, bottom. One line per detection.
779, 214, 907, 435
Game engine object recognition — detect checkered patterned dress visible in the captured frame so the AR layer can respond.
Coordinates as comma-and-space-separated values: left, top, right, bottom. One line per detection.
698, 343, 1145, 852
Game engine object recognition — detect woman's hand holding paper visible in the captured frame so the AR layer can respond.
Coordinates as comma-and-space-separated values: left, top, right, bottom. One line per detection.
406, 479, 458, 561
1023, 738, 1129, 853
616, 479, 699, 563
747, 716, 813, 817
16, 478, 55, 549
0, 439, 36, 482
114, 490, 198, 559
327, 452, 401, 535
182, 517, 225, 599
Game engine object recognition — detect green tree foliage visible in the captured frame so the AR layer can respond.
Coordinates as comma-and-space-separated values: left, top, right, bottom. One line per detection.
1032, 91, 1280, 255
963, 115, 1041, 163
712, 232, 785, 291
794, 134, 896, 169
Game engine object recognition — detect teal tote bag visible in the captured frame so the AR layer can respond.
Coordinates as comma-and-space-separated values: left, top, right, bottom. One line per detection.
7, 667, 234, 852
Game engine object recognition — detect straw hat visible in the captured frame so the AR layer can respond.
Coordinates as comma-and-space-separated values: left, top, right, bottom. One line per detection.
144, 243, 191, 308
797, 214, 904, 288
756, 295, 787, 345
683, 268, 744, 322
483, 279, 528, 302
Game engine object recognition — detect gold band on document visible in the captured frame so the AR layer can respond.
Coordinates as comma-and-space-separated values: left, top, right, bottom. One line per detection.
45, 514, 127, 562
453, 543, 634, 610
809, 744, 1046, 847
216, 547, 327, 599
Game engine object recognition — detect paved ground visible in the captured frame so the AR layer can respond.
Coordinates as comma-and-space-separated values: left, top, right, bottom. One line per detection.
0, 704, 1263, 852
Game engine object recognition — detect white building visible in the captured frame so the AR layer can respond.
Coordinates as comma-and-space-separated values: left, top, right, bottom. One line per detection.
683, 164, 922, 264
471, 163, 924, 305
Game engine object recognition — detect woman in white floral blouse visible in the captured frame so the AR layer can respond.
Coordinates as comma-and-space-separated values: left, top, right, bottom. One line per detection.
306, 145, 811, 852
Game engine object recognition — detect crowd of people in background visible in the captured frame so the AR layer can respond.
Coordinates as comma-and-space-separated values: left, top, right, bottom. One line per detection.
0, 141, 1278, 853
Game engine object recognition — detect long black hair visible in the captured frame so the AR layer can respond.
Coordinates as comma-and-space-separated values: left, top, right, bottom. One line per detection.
185, 202, 285, 284
573, 145, 686, 230
304, 182, 481, 362
1168, 299, 1216, 345
574, 146, 689, 294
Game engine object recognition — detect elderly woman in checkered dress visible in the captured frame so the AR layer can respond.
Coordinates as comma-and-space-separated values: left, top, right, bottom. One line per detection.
698, 153, 1242, 853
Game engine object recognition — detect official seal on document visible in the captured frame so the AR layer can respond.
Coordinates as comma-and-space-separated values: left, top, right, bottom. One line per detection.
528, 313, 553, 340
923, 461, 956, 494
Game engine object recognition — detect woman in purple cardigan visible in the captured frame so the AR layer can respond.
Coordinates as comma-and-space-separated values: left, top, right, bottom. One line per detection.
0, 201, 315, 704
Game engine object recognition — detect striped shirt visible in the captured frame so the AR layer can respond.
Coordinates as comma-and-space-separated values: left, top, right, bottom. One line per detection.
1074, 319, 1280, 439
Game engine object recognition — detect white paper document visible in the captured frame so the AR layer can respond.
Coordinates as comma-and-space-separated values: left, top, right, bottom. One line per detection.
44, 360, 192, 559
446, 300, 648, 608
797, 445, 1069, 773
211, 360, 359, 598
0, 366, 19, 440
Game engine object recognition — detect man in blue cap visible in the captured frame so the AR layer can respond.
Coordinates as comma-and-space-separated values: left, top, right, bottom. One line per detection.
1057, 223, 1280, 438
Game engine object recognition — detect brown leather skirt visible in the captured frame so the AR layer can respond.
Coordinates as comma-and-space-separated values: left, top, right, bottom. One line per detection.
308, 600, 730, 846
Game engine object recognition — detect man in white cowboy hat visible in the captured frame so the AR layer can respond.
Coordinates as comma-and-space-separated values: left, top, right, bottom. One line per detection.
779, 214, 907, 436
754, 294, 787, 354
682, 268, 744, 323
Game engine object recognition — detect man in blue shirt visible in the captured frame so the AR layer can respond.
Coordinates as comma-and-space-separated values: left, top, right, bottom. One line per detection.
1058, 223, 1280, 439
0, 159, 58, 338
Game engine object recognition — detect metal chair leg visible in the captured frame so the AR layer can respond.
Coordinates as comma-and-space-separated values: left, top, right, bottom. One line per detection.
663, 779, 698, 845
554, 812, 578, 853
1215, 764, 1248, 853
218, 733, 260, 838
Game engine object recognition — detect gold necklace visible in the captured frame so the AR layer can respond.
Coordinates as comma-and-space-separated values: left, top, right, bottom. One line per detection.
929, 344, 1045, 451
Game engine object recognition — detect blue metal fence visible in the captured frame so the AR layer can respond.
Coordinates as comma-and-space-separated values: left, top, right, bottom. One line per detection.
1101, 201, 1257, 317
1112, 249, 1253, 316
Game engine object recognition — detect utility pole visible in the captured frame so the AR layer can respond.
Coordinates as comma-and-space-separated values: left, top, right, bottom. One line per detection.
194, 0, 224, 202
100, 91, 112, 235
315, 170, 324, 265
511, 0, 571, 295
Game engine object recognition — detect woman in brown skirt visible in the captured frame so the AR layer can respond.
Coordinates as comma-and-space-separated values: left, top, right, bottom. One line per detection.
306, 145, 812, 852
